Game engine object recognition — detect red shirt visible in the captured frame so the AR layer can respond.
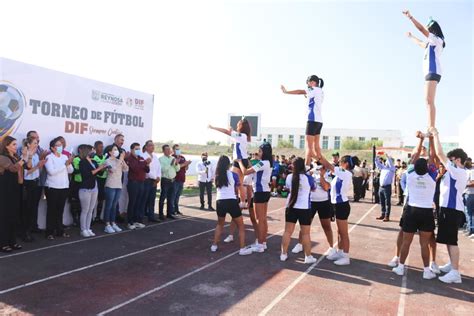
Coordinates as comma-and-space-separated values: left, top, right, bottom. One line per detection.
173, 155, 187, 183
126, 155, 150, 182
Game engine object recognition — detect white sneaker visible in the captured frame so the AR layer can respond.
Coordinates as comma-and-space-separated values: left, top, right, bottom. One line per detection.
388, 256, 400, 268
127, 224, 136, 230
239, 202, 247, 209
304, 255, 317, 264
112, 223, 122, 232
439, 262, 452, 273
104, 225, 115, 234
239, 248, 253, 256
334, 253, 350, 266
223, 235, 234, 243
291, 243, 303, 254
262, 242, 268, 250
134, 222, 145, 229
469, 234, 474, 239
430, 262, 441, 275
280, 253, 288, 262
251, 243, 265, 253
423, 269, 437, 280
271, 192, 278, 197
210, 244, 218, 252
88, 230, 96, 237
324, 247, 337, 257
438, 270, 462, 284
392, 264, 405, 276
81, 230, 91, 238
327, 249, 343, 261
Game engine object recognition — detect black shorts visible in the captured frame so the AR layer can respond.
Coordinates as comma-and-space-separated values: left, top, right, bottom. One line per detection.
425, 73, 441, 83
436, 207, 464, 246
311, 200, 333, 220
333, 201, 351, 220
216, 199, 242, 219
402, 205, 435, 233
254, 192, 271, 203
232, 158, 250, 169
305, 121, 323, 136
399, 204, 409, 228
286, 207, 312, 225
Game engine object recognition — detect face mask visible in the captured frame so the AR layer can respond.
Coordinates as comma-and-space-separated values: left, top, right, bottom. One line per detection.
175, 149, 181, 156
113, 150, 120, 158
134, 149, 141, 157
56, 146, 63, 154
202, 157, 208, 161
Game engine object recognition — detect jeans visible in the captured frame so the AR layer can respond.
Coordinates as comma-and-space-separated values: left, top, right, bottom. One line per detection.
379, 185, 392, 217
143, 180, 158, 220
104, 188, 122, 223
79, 189, 98, 232
465, 194, 474, 234
159, 179, 175, 217
199, 181, 213, 208
173, 181, 184, 214
127, 180, 145, 224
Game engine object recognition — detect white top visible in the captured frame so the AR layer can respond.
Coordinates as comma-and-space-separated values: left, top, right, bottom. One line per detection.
286, 173, 316, 209
45, 153, 73, 189
305, 87, 324, 123
196, 161, 215, 183
311, 172, 330, 202
105, 158, 129, 189
465, 169, 474, 195
423, 33, 444, 76
142, 152, 162, 180
24, 153, 40, 180
230, 131, 249, 160
330, 167, 352, 204
251, 160, 272, 193
439, 160, 469, 211
406, 167, 437, 209
216, 170, 240, 200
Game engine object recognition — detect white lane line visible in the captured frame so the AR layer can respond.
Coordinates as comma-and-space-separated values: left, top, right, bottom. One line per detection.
397, 257, 409, 316
97, 228, 286, 316
0, 202, 206, 259
0, 207, 285, 295
258, 204, 377, 316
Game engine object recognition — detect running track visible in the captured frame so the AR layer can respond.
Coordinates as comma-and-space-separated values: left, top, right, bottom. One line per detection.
0, 194, 473, 315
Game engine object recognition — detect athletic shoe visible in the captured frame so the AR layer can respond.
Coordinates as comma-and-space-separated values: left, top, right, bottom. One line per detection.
439, 262, 452, 273
271, 192, 278, 197
334, 254, 350, 266
469, 234, 474, 239
388, 256, 400, 268
262, 242, 268, 250
251, 243, 265, 253
291, 243, 303, 254
423, 269, 437, 280
112, 224, 122, 232
88, 230, 96, 237
210, 244, 218, 252
304, 255, 317, 264
127, 224, 136, 230
104, 225, 115, 234
239, 202, 247, 209
438, 270, 462, 284
239, 248, 253, 256
430, 262, 441, 274
324, 247, 337, 257
81, 230, 91, 238
134, 222, 145, 229
223, 235, 234, 243
327, 249, 343, 261
280, 253, 288, 262
392, 264, 405, 276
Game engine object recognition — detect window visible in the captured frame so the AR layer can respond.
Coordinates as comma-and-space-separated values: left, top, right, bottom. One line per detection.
334, 136, 341, 150
359, 137, 365, 142
322, 136, 329, 150
278, 134, 283, 141
267, 134, 272, 145
289, 135, 294, 145
299, 135, 305, 149
371, 137, 378, 141
346, 137, 353, 140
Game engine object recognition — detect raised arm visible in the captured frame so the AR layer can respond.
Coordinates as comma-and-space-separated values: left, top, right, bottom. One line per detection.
374, 157, 385, 170
403, 10, 429, 38
406, 32, 427, 49
281, 85, 306, 95
238, 160, 255, 176
428, 136, 438, 167
208, 125, 232, 136
319, 156, 335, 173
319, 168, 331, 191
410, 132, 425, 164
429, 127, 448, 164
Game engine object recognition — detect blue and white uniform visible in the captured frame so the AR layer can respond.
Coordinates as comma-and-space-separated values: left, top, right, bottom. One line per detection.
216, 170, 240, 201
406, 166, 438, 209
423, 33, 444, 77
330, 167, 352, 204
311, 172, 330, 202
285, 173, 316, 209
305, 87, 324, 123
440, 160, 468, 212
230, 131, 249, 160
251, 160, 272, 193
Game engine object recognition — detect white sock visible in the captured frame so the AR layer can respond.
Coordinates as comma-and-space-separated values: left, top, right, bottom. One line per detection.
398, 263, 405, 269
423, 267, 431, 273
451, 269, 459, 274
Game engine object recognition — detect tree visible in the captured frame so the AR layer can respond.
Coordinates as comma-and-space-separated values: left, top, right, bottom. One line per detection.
342, 139, 383, 150
278, 140, 295, 148
206, 141, 221, 146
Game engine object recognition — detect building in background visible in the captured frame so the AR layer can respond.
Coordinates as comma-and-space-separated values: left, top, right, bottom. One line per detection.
260, 127, 403, 150
459, 113, 473, 158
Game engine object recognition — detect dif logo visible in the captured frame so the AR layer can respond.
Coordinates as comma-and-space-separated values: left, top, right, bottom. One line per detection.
0, 82, 26, 139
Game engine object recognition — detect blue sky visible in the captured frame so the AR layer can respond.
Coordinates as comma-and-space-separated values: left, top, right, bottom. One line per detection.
1, 0, 472, 146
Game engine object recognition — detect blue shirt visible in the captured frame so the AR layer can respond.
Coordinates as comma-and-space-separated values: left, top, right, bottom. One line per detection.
375, 157, 396, 187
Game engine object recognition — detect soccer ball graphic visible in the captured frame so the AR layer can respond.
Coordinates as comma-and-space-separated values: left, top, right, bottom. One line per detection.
0, 83, 25, 139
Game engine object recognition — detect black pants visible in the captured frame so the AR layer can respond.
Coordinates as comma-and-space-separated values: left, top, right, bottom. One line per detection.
22, 180, 43, 233
397, 182, 404, 205
352, 177, 364, 201
159, 178, 175, 217
199, 181, 213, 208
96, 177, 106, 219
45, 188, 69, 236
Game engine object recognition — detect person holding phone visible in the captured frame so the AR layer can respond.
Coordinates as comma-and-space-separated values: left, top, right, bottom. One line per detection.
158, 144, 180, 220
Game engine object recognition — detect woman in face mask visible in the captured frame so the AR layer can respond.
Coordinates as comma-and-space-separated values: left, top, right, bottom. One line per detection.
103, 145, 128, 233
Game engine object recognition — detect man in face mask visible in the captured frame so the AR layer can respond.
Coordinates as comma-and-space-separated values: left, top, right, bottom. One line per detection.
196, 152, 215, 210
172, 144, 192, 216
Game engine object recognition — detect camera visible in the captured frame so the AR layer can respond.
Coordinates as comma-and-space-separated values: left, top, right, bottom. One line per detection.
204, 160, 211, 166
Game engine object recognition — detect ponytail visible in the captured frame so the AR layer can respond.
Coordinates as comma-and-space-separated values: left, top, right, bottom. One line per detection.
318, 78, 324, 88
288, 157, 305, 209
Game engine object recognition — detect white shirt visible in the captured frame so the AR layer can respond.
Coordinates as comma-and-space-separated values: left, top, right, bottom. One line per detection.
142, 152, 161, 180
24, 153, 40, 180
45, 153, 73, 189
216, 170, 239, 200
286, 173, 315, 209
465, 169, 474, 195
330, 167, 352, 204
251, 160, 272, 192
305, 87, 324, 123
230, 131, 249, 160
196, 160, 215, 183
406, 167, 437, 209
440, 160, 468, 211
311, 172, 330, 202
423, 33, 444, 76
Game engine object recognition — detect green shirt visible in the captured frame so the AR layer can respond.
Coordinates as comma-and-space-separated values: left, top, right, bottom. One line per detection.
159, 155, 180, 180
72, 157, 82, 183
92, 154, 107, 179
